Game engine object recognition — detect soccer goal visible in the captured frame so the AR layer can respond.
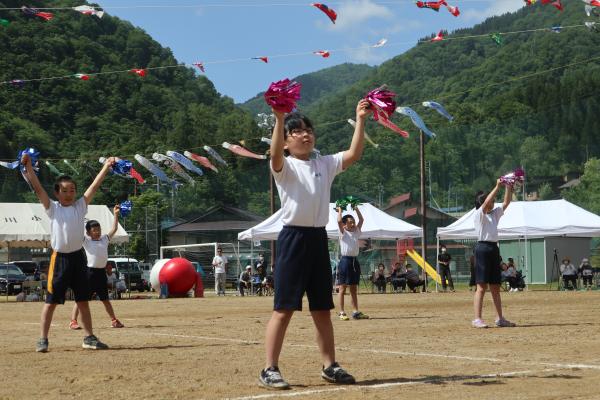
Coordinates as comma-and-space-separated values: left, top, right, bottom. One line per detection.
159, 242, 241, 291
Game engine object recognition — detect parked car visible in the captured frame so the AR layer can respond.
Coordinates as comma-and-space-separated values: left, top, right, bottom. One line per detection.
9, 261, 39, 280
106, 257, 148, 292
0, 264, 27, 295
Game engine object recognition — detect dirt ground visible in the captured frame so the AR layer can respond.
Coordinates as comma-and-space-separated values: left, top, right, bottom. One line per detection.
1, 289, 599, 400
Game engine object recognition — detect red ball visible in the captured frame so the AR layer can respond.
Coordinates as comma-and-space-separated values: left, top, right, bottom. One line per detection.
158, 258, 197, 294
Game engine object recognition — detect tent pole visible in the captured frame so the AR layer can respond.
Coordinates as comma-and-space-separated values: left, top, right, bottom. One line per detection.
435, 237, 439, 292
6, 243, 9, 302
419, 130, 427, 291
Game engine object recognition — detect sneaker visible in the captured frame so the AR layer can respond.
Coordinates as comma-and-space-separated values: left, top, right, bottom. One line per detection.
495, 317, 516, 328
111, 318, 124, 328
338, 312, 349, 321
471, 318, 488, 328
351, 311, 369, 320
69, 320, 81, 330
36, 338, 48, 353
259, 366, 290, 389
82, 335, 109, 350
321, 362, 356, 384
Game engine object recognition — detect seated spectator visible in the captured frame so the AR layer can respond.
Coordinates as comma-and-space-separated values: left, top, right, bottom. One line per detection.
501, 258, 518, 292
262, 265, 274, 296
372, 263, 387, 293
560, 257, 578, 290
579, 258, 594, 290
390, 262, 407, 292
239, 265, 252, 296
405, 264, 425, 293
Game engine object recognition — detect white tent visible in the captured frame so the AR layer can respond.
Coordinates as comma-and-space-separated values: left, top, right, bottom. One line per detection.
0, 203, 129, 248
437, 200, 600, 240
238, 203, 421, 241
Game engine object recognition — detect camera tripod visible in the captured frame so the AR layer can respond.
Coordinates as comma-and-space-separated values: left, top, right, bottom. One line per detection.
551, 249, 561, 291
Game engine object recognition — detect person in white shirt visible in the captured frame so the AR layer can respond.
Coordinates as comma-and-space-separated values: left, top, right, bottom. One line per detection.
259, 99, 371, 390
560, 257, 578, 290
70, 205, 124, 329
21, 153, 114, 352
336, 206, 368, 321
472, 179, 515, 329
212, 247, 228, 296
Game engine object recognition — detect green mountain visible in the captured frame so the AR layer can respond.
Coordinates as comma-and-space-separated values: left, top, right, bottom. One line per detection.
240, 63, 374, 116
0, 0, 270, 215
298, 1, 600, 209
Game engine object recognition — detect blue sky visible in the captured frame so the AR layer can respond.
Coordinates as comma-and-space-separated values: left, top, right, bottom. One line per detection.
99, 0, 524, 103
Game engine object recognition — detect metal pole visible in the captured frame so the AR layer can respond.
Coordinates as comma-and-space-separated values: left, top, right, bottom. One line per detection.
420, 130, 427, 291
6, 243, 9, 302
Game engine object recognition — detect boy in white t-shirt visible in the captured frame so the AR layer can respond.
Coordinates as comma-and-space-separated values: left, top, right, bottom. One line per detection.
70, 205, 124, 329
336, 205, 368, 321
22, 153, 115, 353
259, 99, 371, 390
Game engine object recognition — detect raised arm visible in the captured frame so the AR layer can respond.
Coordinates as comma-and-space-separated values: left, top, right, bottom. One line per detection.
482, 179, 501, 214
107, 204, 120, 240
337, 207, 344, 233
84, 157, 115, 205
503, 183, 513, 211
270, 109, 286, 173
355, 205, 364, 230
342, 99, 371, 170
21, 153, 50, 209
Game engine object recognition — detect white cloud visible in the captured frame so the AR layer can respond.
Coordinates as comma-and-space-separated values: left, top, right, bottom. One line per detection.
344, 43, 388, 64
323, 0, 393, 31
461, 0, 524, 22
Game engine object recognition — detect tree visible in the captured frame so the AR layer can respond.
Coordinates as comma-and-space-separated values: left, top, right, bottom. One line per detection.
564, 158, 600, 215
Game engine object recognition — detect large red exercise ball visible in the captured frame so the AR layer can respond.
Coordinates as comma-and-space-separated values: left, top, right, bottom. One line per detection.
150, 259, 171, 290
158, 257, 197, 295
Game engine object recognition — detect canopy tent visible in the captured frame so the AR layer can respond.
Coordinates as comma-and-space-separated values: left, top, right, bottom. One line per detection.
436, 200, 600, 284
0, 203, 129, 248
238, 203, 422, 241
437, 200, 600, 240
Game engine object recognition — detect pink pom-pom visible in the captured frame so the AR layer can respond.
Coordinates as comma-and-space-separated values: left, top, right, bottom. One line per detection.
500, 167, 525, 186
364, 86, 397, 121
264, 79, 302, 113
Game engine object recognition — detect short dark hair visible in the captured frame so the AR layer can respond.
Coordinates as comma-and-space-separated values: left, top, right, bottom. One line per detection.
474, 191, 487, 209
54, 175, 76, 193
85, 220, 101, 232
283, 112, 314, 139
440, 244, 447, 249
217, 247, 222, 252
341, 214, 355, 224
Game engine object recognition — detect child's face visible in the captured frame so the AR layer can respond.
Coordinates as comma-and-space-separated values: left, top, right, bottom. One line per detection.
55, 181, 77, 206
284, 122, 315, 160
87, 226, 102, 240
343, 217, 356, 231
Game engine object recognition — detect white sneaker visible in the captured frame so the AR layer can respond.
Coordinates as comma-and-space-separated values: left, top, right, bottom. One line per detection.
471, 318, 488, 328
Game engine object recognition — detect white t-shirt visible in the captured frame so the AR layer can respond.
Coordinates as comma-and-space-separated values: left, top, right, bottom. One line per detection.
271, 152, 343, 227
83, 235, 110, 268
474, 206, 503, 242
339, 227, 361, 257
212, 255, 228, 274
46, 197, 87, 253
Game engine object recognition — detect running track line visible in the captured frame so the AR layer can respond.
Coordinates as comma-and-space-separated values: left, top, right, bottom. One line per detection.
226, 368, 557, 400
146, 332, 600, 371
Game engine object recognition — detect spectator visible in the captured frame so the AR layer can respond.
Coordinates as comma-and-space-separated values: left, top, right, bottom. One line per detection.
560, 257, 578, 290
579, 258, 594, 290
501, 260, 517, 292
372, 263, 387, 293
390, 262, 407, 292
254, 253, 267, 279
437, 245, 454, 292
405, 264, 425, 293
239, 266, 252, 296
212, 247, 228, 296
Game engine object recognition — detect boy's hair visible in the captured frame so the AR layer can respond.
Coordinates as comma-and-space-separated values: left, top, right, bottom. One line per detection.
85, 220, 101, 232
54, 175, 77, 192
283, 112, 314, 138
341, 214, 355, 224
440, 244, 447, 249
474, 190, 487, 209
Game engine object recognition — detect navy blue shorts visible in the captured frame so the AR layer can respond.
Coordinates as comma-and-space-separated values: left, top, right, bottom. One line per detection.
46, 249, 90, 304
474, 241, 501, 285
87, 268, 109, 301
337, 256, 361, 285
274, 226, 334, 311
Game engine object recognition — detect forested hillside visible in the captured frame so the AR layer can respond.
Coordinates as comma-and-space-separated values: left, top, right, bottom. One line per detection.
297, 1, 600, 209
